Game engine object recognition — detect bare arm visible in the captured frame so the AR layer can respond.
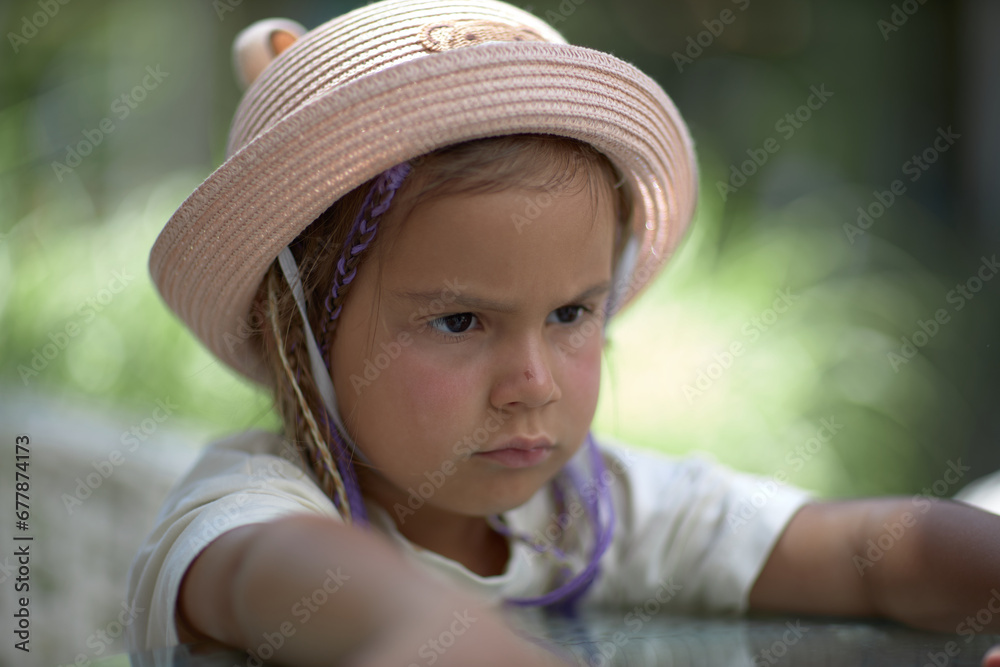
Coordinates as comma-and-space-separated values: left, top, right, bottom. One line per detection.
749, 498, 1000, 633
177, 514, 568, 666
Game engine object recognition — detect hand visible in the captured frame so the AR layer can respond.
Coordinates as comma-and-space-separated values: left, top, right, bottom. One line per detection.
341, 590, 570, 667
983, 645, 1000, 667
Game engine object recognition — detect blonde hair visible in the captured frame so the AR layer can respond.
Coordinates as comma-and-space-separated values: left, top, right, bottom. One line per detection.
253, 134, 633, 519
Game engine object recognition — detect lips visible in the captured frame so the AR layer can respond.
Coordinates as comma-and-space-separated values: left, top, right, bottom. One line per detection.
474, 437, 554, 469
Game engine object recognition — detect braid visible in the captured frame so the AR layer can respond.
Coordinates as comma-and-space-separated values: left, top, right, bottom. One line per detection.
256, 163, 412, 525
271, 297, 335, 504
320, 162, 412, 361
265, 269, 353, 518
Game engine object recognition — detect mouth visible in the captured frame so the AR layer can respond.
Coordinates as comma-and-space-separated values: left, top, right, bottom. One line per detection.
474, 437, 554, 469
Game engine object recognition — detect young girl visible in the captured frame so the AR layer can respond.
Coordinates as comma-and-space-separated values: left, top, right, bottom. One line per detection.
127, 1, 1000, 665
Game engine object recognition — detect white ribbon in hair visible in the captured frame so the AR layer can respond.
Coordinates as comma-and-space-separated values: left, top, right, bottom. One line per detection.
277, 246, 372, 465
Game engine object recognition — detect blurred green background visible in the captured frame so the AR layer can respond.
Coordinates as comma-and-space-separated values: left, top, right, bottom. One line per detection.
2, 0, 1000, 663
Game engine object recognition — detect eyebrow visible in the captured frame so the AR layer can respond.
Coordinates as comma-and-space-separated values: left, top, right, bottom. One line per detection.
393, 280, 612, 314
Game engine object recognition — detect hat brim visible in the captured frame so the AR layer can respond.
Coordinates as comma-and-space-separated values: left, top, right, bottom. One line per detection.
150, 41, 698, 387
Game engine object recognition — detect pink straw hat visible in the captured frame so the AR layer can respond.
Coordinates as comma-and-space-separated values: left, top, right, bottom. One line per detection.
149, 0, 699, 387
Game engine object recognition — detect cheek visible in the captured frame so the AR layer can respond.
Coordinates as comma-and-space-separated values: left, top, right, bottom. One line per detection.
559, 329, 604, 411
353, 343, 483, 445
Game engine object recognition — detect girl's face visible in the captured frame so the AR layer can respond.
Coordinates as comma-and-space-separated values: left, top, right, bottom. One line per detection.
331, 175, 616, 525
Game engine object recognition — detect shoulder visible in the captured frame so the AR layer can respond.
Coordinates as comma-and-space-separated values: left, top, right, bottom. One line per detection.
195, 427, 295, 464
153, 429, 341, 527
594, 435, 812, 532
140, 428, 336, 540
592, 436, 736, 508
588, 435, 813, 611
172, 429, 310, 494
125, 429, 339, 650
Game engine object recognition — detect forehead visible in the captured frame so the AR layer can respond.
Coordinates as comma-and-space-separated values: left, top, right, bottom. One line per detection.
378, 182, 616, 300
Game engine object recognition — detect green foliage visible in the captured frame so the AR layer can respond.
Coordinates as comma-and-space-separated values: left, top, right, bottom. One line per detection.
594, 160, 979, 498
2, 0, 990, 503
0, 174, 279, 435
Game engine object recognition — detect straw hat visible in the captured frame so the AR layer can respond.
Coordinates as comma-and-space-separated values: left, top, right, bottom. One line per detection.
149, 0, 699, 387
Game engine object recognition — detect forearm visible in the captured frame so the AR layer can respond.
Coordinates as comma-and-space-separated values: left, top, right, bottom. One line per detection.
183, 514, 436, 666
862, 497, 1000, 633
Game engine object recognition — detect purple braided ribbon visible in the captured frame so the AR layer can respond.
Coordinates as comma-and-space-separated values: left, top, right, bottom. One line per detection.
320, 162, 412, 359
313, 162, 410, 523
498, 432, 617, 611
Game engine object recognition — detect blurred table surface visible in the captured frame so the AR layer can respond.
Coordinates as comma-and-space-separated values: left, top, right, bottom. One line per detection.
91, 610, 1000, 666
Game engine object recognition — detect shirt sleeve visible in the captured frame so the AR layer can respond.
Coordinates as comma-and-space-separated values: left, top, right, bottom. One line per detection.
593, 441, 812, 614
124, 430, 342, 651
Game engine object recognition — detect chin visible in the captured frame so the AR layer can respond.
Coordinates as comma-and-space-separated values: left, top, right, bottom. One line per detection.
472, 466, 565, 516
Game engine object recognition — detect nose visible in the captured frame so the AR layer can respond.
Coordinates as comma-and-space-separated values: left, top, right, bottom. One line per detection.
489, 333, 561, 410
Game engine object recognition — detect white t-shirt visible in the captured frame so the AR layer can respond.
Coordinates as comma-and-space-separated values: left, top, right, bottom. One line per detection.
125, 429, 811, 651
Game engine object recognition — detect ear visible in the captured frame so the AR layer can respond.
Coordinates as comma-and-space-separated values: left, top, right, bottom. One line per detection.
232, 18, 307, 90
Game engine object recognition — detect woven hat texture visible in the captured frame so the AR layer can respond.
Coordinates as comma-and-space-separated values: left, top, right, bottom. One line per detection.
149, 0, 699, 386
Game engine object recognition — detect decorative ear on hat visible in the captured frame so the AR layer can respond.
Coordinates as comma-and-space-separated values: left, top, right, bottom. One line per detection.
231, 18, 306, 90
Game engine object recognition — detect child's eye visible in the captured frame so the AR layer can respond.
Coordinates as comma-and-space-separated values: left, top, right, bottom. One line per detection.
429, 312, 478, 335
548, 305, 588, 324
